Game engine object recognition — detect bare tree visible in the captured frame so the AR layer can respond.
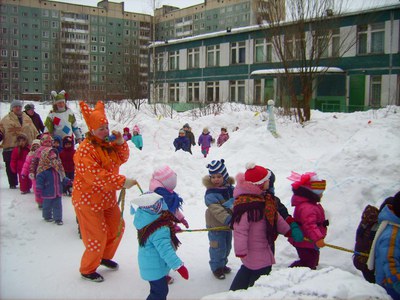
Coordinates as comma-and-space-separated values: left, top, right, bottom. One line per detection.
257, 0, 355, 122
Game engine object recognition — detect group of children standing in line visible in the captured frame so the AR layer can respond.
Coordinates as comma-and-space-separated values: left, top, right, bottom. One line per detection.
10, 132, 75, 225
174, 123, 230, 157
131, 160, 399, 300
130, 160, 330, 299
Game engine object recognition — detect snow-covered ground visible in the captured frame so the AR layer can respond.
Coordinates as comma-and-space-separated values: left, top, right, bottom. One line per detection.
1, 101, 399, 299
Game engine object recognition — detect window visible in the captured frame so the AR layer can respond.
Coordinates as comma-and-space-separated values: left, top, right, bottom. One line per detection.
207, 45, 220, 67
358, 23, 385, 55
369, 75, 381, 107
254, 79, 262, 105
255, 38, 272, 63
187, 82, 200, 102
331, 29, 340, 57
157, 85, 164, 102
207, 81, 219, 102
188, 48, 200, 69
169, 83, 179, 102
169, 51, 179, 70
285, 33, 304, 60
11, 50, 18, 57
155, 53, 164, 71
231, 41, 245, 64
230, 80, 245, 102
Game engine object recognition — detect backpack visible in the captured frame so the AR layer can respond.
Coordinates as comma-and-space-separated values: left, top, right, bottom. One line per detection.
353, 204, 379, 283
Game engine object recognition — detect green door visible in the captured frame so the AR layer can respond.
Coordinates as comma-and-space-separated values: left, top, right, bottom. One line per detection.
349, 75, 365, 112
264, 78, 274, 101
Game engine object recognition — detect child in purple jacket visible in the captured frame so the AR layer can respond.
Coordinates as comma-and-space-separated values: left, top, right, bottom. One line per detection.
230, 163, 291, 291
36, 147, 68, 225
198, 127, 213, 158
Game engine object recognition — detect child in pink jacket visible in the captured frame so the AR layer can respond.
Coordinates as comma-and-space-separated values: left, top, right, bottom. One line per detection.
21, 139, 41, 195
10, 133, 31, 194
287, 171, 328, 270
29, 133, 53, 208
230, 163, 291, 291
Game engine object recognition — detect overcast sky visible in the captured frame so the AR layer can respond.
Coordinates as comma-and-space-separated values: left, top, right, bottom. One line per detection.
55, 0, 399, 15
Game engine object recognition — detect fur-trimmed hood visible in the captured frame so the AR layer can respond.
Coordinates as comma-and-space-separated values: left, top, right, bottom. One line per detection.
202, 175, 235, 189
233, 173, 263, 198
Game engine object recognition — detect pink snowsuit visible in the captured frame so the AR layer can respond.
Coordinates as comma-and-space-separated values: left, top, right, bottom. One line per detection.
10, 146, 31, 193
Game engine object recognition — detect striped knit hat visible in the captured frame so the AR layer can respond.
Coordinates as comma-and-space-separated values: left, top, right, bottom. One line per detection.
207, 159, 229, 183
288, 171, 326, 195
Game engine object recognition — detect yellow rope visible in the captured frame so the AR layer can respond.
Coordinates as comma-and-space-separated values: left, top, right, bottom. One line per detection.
179, 226, 231, 233
116, 188, 126, 239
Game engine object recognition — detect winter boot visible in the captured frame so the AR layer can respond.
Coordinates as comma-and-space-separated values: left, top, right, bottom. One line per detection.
100, 259, 119, 270
81, 272, 104, 282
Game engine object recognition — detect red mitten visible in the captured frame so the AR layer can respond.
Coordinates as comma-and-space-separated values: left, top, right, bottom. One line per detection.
174, 225, 182, 232
315, 239, 326, 248
181, 218, 189, 228
285, 216, 295, 224
176, 265, 189, 280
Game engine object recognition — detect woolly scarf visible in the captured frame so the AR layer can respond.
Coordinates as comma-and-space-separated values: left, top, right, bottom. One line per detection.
137, 210, 181, 249
36, 148, 66, 180
86, 132, 120, 170
231, 193, 278, 244
154, 187, 183, 213
205, 186, 234, 200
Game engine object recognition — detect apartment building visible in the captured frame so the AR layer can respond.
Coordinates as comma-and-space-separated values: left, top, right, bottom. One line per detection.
154, 0, 285, 41
149, 4, 400, 111
0, 0, 285, 102
0, 0, 152, 101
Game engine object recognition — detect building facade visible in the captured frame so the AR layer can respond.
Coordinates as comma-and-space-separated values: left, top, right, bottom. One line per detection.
149, 5, 400, 111
0, 0, 152, 101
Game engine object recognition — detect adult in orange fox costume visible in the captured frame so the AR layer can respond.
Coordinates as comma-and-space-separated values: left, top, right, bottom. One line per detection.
72, 101, 137, 282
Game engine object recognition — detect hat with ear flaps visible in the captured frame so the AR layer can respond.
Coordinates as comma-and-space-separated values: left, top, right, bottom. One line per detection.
79, 101, 109, 131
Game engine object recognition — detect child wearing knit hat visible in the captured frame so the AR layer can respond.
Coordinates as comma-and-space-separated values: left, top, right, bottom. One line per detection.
130, 192, 189, 299
131, 125, 143, 150
149, 165, 189, 284
230, 162, 292, 291
287, 171, 328, 270
198, 127, 213, 158
203, 159, 235, 280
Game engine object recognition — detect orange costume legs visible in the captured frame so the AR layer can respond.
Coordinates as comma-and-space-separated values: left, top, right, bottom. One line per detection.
75, 204, 125, 274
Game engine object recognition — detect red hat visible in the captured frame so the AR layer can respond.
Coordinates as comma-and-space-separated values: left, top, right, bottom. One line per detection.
80, 101, 108, 131
244, 162, 271, 185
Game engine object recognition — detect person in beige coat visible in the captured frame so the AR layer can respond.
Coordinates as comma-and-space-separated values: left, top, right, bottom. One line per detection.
0, 100, 38, 189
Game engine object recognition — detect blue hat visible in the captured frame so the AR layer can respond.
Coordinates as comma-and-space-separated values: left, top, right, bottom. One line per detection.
207, 159, 229, 182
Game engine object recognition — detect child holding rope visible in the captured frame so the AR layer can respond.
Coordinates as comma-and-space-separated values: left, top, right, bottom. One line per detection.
287, 171, 328, 270
131, 192, 189, 300
203, 159, 234, 280
149, 165, 189, 284
230, 163, 292, 291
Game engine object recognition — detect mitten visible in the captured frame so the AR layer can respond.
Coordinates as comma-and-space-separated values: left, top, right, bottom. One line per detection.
29, 173, 35, 180
176, 265, 189, 280
174, 225, 182, 232
181, 218, 189, 228
289, 222, 304, 242
123, 178, 137, 189
111, 130, 124, 145
315, 239, 326, 248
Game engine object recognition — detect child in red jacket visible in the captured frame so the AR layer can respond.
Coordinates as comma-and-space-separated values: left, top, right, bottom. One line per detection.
59, 136, 75, 196
10, 133, 31, 194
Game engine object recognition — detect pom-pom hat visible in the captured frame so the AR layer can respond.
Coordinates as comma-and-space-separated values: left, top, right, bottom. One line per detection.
207, 159, 229, 183
133, 125, 140, 134
79, 101, 109, 131
287, 171, 326, 195
149, 165, 177, 192
244, 162, 271, 185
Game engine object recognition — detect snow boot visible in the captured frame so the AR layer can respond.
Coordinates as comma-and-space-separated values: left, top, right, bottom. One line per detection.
81, 272, 104, 282
101, 259, 119, 270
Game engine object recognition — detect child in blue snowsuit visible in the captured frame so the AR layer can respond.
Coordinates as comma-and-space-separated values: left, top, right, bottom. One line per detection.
203, 159, 234, 280
35, 147, 69, 225
131, 192, 189, 300
173, 129, 191, 154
